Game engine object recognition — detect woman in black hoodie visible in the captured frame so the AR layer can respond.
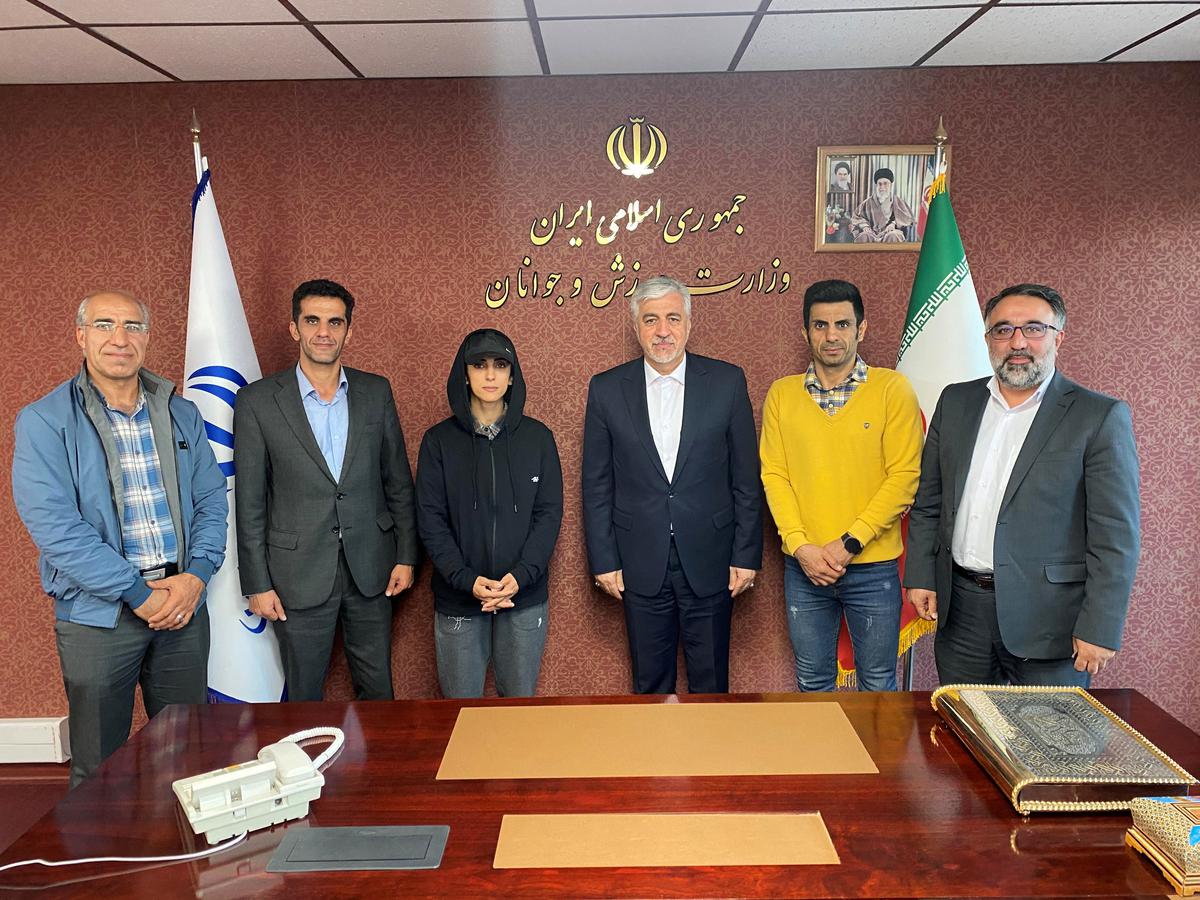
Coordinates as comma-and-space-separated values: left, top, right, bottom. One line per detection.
416, 329, 563, 698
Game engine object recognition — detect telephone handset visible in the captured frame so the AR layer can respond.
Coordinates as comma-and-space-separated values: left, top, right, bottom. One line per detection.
258, 740, 318, 784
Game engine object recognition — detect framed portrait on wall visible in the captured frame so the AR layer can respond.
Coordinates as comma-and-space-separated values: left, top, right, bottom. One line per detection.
815, 145, 950, 252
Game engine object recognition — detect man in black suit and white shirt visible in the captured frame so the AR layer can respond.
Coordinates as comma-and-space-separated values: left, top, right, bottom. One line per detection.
582, 276, 762, 694
234, 279, 418, 701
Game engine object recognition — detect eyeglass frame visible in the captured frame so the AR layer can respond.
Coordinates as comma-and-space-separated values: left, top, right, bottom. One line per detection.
82, 319, 150, 336
985, 321, 1060, 342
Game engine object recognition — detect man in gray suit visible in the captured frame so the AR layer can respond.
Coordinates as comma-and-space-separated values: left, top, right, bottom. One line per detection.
234, 279, 418, 701
905, 283, 1140, 686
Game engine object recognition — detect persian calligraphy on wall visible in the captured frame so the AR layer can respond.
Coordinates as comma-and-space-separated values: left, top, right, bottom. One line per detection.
484, 116, 791, 309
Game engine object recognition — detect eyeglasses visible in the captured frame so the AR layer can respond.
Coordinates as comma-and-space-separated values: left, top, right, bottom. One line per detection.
986, 322, 1059, 341
84, 320, 150, 335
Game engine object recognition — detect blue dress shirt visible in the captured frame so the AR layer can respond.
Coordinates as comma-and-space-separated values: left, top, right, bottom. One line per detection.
296, 364, 349, 481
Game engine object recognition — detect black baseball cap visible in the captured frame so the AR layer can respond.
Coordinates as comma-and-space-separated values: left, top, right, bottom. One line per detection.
463, 330, 515, 366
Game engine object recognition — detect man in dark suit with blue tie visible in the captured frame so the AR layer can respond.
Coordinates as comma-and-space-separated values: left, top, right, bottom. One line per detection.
583, 276, 762, 694
234, 279, 418, 701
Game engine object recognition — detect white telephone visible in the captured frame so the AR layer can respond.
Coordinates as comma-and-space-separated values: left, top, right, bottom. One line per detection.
172, 727, 343, 843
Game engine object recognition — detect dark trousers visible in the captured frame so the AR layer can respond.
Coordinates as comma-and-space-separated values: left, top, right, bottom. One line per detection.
621, 540, 733, 694
274, 549, 395, 702
55, 603, 210, 787
935, 570, 1090, 687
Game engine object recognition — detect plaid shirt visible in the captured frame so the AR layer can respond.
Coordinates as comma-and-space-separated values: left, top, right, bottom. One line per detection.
100, 388, 178, 570
804, 356, 868, 415
473, 404, 507, 441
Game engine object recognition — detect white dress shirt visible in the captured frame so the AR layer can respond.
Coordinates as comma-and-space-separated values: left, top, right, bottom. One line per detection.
644, 354, 687, 482
952, 373, 1053, 572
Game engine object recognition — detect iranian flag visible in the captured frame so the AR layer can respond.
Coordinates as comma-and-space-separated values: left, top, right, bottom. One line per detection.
896, 174, 992, 422
835, 173, 991, 687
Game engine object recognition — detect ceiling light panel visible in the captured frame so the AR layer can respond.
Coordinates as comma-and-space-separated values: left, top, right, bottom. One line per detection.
95, 24, 354, 80
322, 21, 542, 76
541, 14, 750, 74
925, 4, 1193, 65
742, 7, 977, 69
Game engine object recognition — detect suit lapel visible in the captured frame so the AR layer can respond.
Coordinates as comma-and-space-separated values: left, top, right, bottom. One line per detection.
274, 370, 337, 485
338, 370, 369, 485
951, 380, 990, 511
673, 354, 704, 481
999, 372, 1074, 512
621, 362, 669, 484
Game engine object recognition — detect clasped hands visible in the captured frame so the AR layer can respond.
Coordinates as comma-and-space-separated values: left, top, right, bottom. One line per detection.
134, 572, 204, 631
795, 540, 853, 586
473, 573, 519, 613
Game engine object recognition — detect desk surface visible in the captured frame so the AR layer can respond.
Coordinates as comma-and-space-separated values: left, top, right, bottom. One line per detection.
1, 690, 1196, 898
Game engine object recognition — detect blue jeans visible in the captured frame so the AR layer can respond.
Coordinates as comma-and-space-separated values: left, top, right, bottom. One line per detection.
434, 598, 549, 698
783, 556, 902, 692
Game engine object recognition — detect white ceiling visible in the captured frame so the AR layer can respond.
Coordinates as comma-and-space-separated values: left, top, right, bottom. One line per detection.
924, 3, 1195, 65
541, 14, 749, 74
0, 0, 1196, 83
741, 7, 981, 70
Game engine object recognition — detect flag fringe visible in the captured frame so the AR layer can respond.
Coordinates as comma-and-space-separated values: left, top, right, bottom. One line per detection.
923, 172, 947, 204
835, 616, 938, 690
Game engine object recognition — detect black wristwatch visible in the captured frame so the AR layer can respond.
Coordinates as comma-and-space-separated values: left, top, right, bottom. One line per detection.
841, 532, 863, 556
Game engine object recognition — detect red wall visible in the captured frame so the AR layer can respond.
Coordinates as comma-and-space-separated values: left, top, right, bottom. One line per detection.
1, 62, 1197, 730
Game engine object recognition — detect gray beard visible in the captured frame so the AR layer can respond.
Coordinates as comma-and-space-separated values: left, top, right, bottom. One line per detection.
994, 353, 1054, 390
648, 345, 682, 366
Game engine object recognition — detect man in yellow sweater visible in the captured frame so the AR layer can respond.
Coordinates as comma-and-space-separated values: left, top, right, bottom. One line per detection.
760, 280, 924, 691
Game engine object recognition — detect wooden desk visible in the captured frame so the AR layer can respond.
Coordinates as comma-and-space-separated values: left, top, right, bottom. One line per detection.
0, 761, 69, 854
0, 690, 1195, 898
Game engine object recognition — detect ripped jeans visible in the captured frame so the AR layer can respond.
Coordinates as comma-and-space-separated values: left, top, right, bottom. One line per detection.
783, 556, 902, 692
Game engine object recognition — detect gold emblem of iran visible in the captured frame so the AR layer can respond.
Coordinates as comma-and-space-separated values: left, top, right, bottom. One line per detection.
606, 116, 667, 179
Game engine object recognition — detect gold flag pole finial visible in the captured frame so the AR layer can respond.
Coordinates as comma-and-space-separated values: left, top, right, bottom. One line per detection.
931, 116, 949, 192
190, 109, 204, 182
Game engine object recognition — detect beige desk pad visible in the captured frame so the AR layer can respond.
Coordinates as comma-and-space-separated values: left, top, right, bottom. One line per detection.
437, 701, 877, 780
493, 812, 840, 868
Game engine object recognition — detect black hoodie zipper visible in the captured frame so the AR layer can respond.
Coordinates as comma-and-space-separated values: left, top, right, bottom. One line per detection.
488, 436, 498, 573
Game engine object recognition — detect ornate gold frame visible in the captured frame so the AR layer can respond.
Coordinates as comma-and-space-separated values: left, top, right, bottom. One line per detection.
814, 144, 950, 253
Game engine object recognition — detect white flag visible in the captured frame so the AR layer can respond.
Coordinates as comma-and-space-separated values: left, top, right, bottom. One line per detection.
185, 167, 284, 703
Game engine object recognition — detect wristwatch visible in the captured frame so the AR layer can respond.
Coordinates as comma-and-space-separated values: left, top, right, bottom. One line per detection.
841, 532, 863, 556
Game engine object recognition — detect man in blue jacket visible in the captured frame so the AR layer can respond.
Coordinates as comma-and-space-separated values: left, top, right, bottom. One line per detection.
13, 291, 227, 785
